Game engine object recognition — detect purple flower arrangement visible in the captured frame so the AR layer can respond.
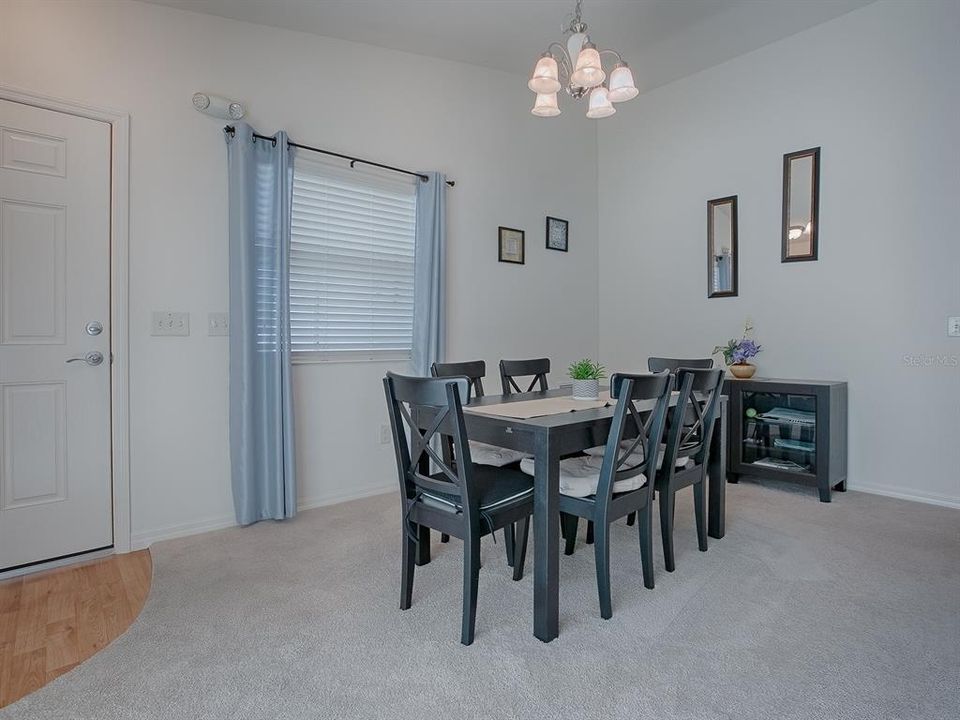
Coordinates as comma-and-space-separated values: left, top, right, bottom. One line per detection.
714, 322, 763, 366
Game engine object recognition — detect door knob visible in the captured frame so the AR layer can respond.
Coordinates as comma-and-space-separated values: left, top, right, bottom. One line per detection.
66, 351, 104, 366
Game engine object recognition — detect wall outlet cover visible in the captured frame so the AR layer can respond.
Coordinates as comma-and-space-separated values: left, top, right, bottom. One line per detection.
152, 311, 190, 336
208, 312, 229, 336
379, 424, 392, 445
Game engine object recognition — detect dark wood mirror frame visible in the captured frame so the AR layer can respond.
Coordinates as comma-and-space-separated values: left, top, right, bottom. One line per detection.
782, 146, 820, 262
707, 195, 738, 298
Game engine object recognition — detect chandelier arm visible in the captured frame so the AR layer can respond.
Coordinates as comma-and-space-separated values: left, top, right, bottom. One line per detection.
547, 42, 574, 82
598, 48, 625, 67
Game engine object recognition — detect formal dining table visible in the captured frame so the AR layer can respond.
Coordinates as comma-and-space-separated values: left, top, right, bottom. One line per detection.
414, 387, 728, 643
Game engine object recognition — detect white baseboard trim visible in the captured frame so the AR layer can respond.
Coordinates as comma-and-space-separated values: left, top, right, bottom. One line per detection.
130, 484, 394, 549
847, 481, 960, 509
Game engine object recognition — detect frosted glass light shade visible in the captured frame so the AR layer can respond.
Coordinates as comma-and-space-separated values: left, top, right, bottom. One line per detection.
528, 54, 561, 94
607, 63, 639, 102
532, 92, 561, 117
571, 42, 605, 88
586, 85, 615, 118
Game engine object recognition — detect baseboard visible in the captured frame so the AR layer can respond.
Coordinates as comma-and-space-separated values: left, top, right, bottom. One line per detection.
846, 481, 960, 509
130, 483, 394, 549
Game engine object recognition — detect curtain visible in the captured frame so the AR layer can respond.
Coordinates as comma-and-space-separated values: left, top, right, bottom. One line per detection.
225, 123, 297, 525
411, 172, 447, 376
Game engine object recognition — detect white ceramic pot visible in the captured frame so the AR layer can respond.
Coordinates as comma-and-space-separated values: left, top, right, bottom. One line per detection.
572, 378, 600, 400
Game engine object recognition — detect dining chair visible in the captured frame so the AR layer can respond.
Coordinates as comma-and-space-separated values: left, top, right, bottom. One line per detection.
431, 360, 528, 556
383, 372, 533, 645
647, 357, 715, 374
520, 371, 672, 619
499, 357, 550, 395
654, 367, 725, 572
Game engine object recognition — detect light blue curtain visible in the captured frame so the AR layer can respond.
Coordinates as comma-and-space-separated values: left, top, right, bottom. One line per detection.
225, 123, 297, 525
411, 172, 447, 375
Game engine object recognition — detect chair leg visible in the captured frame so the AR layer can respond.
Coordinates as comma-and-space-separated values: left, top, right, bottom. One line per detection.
659, 487, 676, 573
400, 528, 416, 610
637, 505, 655, 589
585, 521, 594, 544
504, 524, 516, 568
461, 531, 481, 646
594, 521, 613, 619
626, 512, 636, 526
561, 513, 578, 556
693, 480, 708, 552
512, 516, 530, 581
440, 533, 450, 543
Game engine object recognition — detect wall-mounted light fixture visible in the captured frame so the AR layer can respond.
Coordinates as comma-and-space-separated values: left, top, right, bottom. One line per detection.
192, 93, 245, 120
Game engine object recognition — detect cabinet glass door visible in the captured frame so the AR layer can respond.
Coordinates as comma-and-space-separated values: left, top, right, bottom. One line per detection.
741, 391, 816, 475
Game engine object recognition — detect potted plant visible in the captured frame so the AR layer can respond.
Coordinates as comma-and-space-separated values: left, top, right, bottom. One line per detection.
568, 359, 606, 400
714, 321, 763, 378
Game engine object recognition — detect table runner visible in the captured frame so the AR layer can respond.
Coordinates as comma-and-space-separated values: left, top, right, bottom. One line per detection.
465, 391, 613, 420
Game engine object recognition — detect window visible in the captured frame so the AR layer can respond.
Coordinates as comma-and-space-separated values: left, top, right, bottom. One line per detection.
290, 157, 417, 360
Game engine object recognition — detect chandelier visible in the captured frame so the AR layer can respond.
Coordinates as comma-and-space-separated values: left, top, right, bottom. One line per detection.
527, 0, 639, 119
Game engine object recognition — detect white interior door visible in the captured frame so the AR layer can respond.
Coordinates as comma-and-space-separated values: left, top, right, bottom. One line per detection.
0, 99, 112, 571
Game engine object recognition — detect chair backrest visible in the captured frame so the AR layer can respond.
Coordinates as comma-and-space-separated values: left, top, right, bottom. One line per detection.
647, 357, 714, 374
383, 372, 479, 509
499, 357, 550, 395
593, 372, 672, 504
659, 367, 725, 474
432, 360, 486, 399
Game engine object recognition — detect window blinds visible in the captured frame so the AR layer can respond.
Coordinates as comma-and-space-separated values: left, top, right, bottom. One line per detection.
290, 157, 417, 359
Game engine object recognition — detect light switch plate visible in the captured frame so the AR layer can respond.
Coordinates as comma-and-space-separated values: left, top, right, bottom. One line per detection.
208, 312, 229, 336
380, 424, 392, 445
152, 311, 190, 336
949, 317, 960, 337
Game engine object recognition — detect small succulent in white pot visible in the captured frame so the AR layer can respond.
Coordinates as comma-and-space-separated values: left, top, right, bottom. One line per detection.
568, 359, 606, 401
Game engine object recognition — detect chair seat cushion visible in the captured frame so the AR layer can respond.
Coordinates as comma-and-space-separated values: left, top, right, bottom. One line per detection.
421, 464, 533, 512
584, 441, 690, 469
519, 456, 647, 498
468, 440, 529, 468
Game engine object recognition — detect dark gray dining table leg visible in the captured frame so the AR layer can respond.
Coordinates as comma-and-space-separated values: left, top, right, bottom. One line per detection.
533, 432, 560, 642
707, 400, 727, 539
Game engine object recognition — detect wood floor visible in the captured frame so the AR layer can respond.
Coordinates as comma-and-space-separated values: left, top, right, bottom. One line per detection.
0, 550, 152, 708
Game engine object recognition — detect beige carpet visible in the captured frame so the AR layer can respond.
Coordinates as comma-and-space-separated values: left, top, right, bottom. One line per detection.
2, 480, 957, 719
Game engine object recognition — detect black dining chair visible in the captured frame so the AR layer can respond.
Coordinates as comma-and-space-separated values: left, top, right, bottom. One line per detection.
647, 357, 715, 375
654, 367, 725, 572
431, 360, 526, 557
548, 372, 672, 619
383, 372, 533, 645
499, 357, 550, 395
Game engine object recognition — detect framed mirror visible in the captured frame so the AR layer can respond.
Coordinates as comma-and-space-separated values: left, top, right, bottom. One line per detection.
707, 195, 738, 298
782, 146, 820, 262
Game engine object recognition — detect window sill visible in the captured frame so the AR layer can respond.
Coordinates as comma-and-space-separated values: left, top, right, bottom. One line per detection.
292, 352, 412, 366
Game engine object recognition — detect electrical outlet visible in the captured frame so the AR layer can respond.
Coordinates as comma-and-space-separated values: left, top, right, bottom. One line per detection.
949, 317, 960, 337
208, 312, 229, 336
151, 311, 190, 336
380, 424, 392, 445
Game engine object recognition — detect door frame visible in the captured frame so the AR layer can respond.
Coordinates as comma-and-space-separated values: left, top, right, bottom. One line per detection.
0, 84, 132, 554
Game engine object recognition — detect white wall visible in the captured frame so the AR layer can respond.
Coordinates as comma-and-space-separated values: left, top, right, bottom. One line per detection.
598, 0, 960, 506
0, 0, 599, 545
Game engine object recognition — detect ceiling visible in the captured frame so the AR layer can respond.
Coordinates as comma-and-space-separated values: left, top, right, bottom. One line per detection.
144, 0, 875, 93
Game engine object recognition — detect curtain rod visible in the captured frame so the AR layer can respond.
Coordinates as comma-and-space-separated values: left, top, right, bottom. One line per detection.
223, 125, 455, 187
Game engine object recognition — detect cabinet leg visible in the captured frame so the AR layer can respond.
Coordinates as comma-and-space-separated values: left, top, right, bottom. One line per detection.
834, 479, 847, 492
818, 483, 831, 503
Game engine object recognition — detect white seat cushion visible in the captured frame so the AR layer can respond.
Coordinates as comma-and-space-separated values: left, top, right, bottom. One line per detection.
519, 455, 647, 498
584, 441, 689, 469
468, 440, 529, 467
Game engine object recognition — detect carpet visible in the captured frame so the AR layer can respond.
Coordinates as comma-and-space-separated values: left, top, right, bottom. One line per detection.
2, 480, 957, 719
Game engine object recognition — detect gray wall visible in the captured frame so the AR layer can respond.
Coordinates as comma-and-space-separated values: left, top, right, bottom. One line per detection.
597, 0, 960, 506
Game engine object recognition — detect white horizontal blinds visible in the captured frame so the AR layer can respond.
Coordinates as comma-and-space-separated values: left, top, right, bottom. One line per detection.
290, 156, 417, 358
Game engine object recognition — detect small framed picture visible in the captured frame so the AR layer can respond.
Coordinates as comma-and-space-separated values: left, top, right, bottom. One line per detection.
546, 216, 569, 252
498, 226, 525, 264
